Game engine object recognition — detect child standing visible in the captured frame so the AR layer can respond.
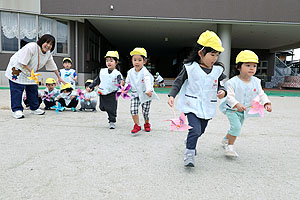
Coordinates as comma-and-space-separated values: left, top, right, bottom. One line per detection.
55, 83, 78, 111
89, 51, 123, 129
43, 78, 60, 110
126, 47, 159, 134
168, 30, 227, 167
59, 57, 77, 89
79, 79, 97, 112
219, 50, 272, 157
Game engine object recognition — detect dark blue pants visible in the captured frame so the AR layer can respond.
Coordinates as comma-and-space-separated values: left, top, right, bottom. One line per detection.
186, 113, 209, 150
9, 80, 39, 112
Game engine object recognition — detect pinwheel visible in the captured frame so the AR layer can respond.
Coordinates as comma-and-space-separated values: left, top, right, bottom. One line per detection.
76, 87, 85, 101
42, 92, 54, 102
166, 112, 192, 131
51, 102, 65, 114
27, 70, 41, 84
248, 95, 265, 117
115, 84, 131, 100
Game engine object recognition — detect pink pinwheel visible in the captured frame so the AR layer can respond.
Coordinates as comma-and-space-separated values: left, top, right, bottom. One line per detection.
115, 84, 131, 100
166, 112, 192, 131
77, 87, 85, 101
42, 92, 54, 102
248, 95, 264, 117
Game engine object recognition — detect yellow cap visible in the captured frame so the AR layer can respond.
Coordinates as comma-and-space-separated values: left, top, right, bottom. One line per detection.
61, 83, 72, 90
104, 51, 119, 60
130, 47, 147, 58
197, 30, 224, 52
85, 79, 93, 84
236, 50, 259, 64
62, 57, 72, 63
45, 78, 56, 84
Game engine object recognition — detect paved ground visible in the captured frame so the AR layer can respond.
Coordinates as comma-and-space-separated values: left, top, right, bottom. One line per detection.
0, 89, 299, 200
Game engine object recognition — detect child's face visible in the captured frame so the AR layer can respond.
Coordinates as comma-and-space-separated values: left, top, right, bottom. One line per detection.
199, 51, 220, 68
106, 57, 117, 70
132, 55, 146, 71
239, 62, 257, 77
85, 86, 92, 92
63, 62, 72, 70
46, 83, 55, 91
62, 90, 70, 93
41, 41, 53, 53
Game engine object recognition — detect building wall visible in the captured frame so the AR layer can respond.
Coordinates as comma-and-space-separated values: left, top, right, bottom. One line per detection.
41, 0, 300, 24
0, 0, 40, 14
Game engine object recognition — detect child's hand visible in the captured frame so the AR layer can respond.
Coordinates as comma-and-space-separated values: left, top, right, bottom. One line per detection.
97, 89, 102, 95
234, 103, 246, 112
86, 98, 90, 101
264, 103, 272, 112
168, 96, 174, 107
120, 80, 125, 86
217, 90, 225, 99
71, 96, 75, 100
146, 90, 152, 97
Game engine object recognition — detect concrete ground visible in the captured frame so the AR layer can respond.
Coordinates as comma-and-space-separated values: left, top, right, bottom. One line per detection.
0, 89, 299, 200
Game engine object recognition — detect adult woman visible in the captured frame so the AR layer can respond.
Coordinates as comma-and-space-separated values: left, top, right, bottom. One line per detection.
5, 34, 65, 119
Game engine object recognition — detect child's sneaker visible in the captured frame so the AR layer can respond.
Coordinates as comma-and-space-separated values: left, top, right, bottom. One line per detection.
30, 109, 45, 115
131, 124, 141, 134
221, 136, 228, 149
225, 145, 239, 157
71, 107, 76, 112
109, 122, 115, 129
91, 108, 96, 112
78, 108, 85, 112
144, 123, 151, 132
184, 149, 195, 167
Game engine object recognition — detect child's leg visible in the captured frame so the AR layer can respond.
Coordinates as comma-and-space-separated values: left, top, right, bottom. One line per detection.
141, 100, 151, 123
99, 95, 105, 111
58, 98, 67, 107
9, 80, 25, 112
225, 111, 245, 145
24, 84, 39, 111
105, 92, 117, 122
67, 98, 78, 108
130, 97, 140, 125
44, 100, 56, 108
186, 113, 209, 150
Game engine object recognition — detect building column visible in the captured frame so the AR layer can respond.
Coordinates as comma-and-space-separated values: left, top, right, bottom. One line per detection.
217, 24, 232, 79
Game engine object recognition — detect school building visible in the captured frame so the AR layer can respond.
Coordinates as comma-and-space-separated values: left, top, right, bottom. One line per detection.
1, 0, 300, 88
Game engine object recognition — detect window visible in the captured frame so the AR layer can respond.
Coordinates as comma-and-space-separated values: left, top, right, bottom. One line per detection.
38, 16, 53, 38
56, 20, 68, 54
20, 14, 36, 48
88, 29, 100, 62
1, 12, 18, 51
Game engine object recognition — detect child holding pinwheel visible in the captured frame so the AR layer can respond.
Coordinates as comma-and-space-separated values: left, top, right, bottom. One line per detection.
43, 78, 60, 110
125, 47, 159, 134
219, 50, 272, 158
54, 83, 78, 111
88, 51, 124, 129
168, 31, 227, 167
79, 79, 97, 112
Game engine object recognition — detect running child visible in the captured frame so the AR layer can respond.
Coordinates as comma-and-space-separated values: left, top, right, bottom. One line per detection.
168, 30, 227, 167
126, 47, 159, 134
219, 50, 272, 157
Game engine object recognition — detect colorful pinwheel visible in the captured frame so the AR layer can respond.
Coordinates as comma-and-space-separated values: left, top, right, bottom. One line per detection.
76, 87, 85, 101
27, 69, 41, 84
248, 95, 265, 117
166, 112, 193, 131
42, 92, 54, 102
51, 102, 65, 114
115, 84, 131, 100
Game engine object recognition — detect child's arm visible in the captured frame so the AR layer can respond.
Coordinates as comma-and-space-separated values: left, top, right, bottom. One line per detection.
227, 84, 246, 112
217, 73, 227, 99
168, 67, 188, 107
144, 75, 153, 97
258, 86, 272, 112
73, 71, 77, 81
89, 76, 100, 89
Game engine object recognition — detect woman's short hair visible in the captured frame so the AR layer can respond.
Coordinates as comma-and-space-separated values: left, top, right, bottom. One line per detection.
37, 34, 56, 52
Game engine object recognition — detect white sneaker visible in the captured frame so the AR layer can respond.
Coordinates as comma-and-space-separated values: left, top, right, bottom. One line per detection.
221, 137, 229, 149
109, 122, 115, 129
225, 145, 239, 157
184, 149, 195, 167
30, 108, 45, 115
12, 110, 24, 119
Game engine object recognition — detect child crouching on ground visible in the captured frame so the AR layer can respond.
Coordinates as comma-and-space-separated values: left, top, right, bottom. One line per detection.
79, 79, 97, 112
43, 78, 60, 110
55, 83, 78, 111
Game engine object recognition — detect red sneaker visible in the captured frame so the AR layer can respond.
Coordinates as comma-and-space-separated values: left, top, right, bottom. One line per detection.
131, 124, 141, 134
144, 123, 151, 132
